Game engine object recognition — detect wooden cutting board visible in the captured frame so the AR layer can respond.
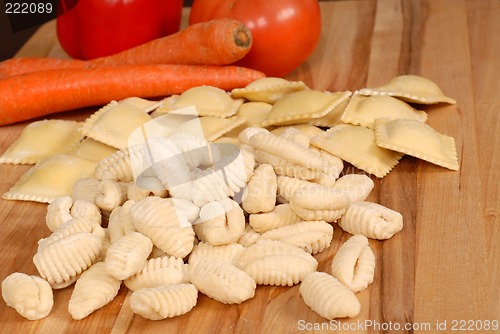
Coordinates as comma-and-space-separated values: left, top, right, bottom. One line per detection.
0, 1, 498, 333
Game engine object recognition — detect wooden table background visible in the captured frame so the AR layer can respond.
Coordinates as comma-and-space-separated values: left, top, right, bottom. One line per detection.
0, 1, 498, 333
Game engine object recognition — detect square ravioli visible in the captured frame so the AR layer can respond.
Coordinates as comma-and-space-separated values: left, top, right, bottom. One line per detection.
357, 75, 456, 104
0, 120, 83, 165
67, 138, 118, 162
311, 124, 403, 178
341, 94, 427, 129
3, 154, 97, 203
80, 101, 153, 149
261, 90, 352, 127
374, 118, 459, 170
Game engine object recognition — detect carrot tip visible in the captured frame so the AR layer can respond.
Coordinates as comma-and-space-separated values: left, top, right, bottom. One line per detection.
234, 26, 252, 49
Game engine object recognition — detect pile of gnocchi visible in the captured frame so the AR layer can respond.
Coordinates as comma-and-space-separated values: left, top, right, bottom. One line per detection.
1, 75, 457, 322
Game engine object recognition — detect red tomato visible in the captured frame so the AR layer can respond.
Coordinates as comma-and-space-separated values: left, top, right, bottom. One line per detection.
189, 0, 321, 77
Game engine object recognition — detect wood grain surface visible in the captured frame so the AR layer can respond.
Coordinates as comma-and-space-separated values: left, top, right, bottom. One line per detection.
0, 1, 499, 333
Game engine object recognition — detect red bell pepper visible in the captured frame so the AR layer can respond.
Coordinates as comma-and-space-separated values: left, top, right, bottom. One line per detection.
56, 0, 184, 60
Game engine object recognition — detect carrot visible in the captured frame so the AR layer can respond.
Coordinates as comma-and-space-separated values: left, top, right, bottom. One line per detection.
91, 18, 252, 67
0, 57, 92, 79
0, 19, 252, 79
0, 64, 265, 126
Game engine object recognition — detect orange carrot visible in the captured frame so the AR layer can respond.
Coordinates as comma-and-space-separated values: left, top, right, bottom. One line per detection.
0, 64, 265, 126
91, 18, 253, 67
0, 57, 91, 79
0, 19, 252, 79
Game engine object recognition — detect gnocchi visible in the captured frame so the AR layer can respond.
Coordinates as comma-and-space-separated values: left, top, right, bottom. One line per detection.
68, 262, 121, 320
339, 201, 403, 240
130, 284, 198, 320
235, 240, 317, 286
189, 258, 256, 304
124, 256, 189, 291
330, 235, 375, 292
104, 231, 153, 280
299, 272, 361, 320
1, 273, 53, 320
33, 232, 103, 288
3, 74, 458, 323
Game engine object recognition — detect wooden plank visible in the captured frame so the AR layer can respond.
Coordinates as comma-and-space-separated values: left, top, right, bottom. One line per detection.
407, 0, 490, 327
466, 0, 500, 322
0, 1, 498, 333
362, 1, 417, 330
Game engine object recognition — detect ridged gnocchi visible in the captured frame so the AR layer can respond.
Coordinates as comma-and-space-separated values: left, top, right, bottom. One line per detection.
257, 220, 333, 255
104, 231, 153, 280
193, 198, 245, 246
94, 179, 128, 212
71, 177, 101, 202
33, 232, 103, 288
45, 195, 73, 232
94, 147, 135, 182
130, 283, 198, 320
189, 258, 256, 304
242, 163, 277, 214
299, 272, 361, 320
188, 242, 245, 265
249, 203, 301, 233
339, 201, 403, 239
331, 235, 375, 292
1, 273, 53, 320
68, 262, 121, 320
38, 216, 105, 249
124, 256, 189, 291
130, 197, 195, 258
235, 240, 317, 286
107, 200, 137, 244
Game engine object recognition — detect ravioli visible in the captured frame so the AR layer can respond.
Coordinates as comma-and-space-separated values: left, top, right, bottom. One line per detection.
341, 94, 427, 129
80, 101, 153, 149
67, 138, 117, 162
357, 75, 456, 104
231, 77, 309, 104
3, 154, 97, 203
0, 120, 83, 165
374, 118, 459, 170
262, 90, 352, 127
157, 86, 244, 118
311, 124, 403, 178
